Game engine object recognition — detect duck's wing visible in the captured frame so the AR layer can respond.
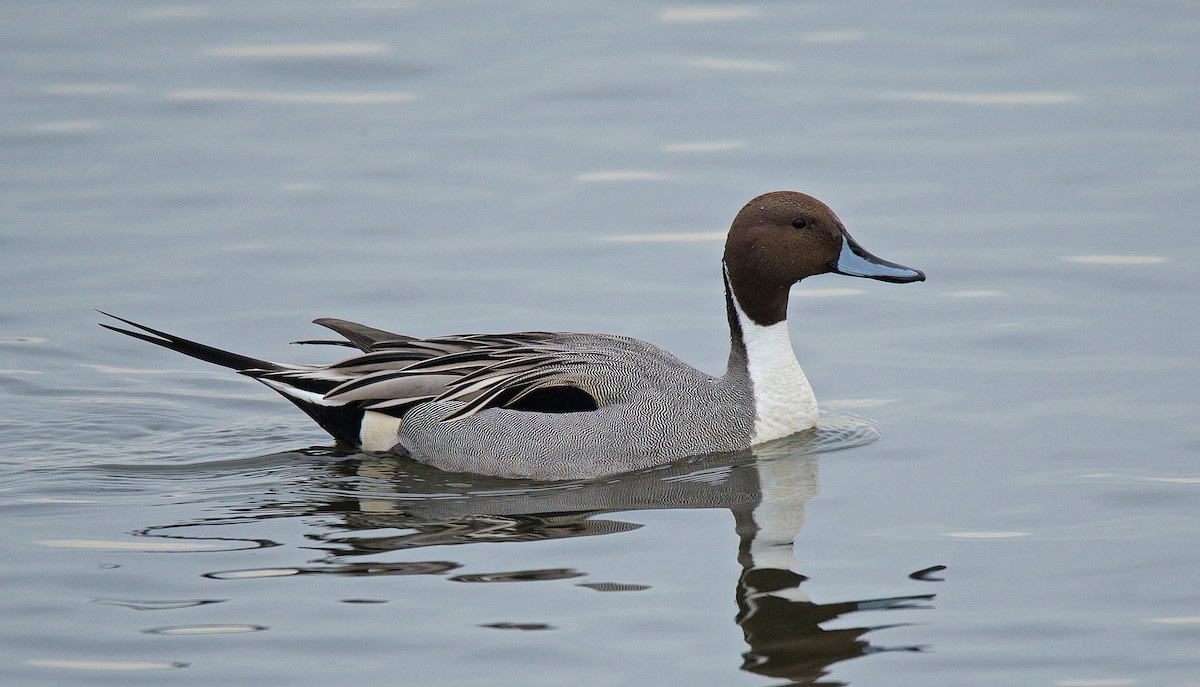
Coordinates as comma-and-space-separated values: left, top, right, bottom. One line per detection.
310, 332, 624, 421
294, 318, 550, 355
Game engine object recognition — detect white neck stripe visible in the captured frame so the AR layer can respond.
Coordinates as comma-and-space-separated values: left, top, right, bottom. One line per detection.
729, 284, 818, 443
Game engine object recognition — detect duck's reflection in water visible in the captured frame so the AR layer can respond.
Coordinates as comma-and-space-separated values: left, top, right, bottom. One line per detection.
151, 423, 937, 686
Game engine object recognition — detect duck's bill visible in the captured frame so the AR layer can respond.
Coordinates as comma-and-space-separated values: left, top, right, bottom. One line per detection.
830, 234, 926, 283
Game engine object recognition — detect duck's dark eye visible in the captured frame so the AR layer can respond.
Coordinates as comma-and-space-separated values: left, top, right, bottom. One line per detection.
791, 218, 807, 229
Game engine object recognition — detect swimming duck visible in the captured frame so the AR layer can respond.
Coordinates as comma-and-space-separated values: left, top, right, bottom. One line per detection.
103, 191, 923, 480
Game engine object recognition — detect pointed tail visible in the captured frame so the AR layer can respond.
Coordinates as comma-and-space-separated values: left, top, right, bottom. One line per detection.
99, 312, 365, 447
99, 311, 282, 373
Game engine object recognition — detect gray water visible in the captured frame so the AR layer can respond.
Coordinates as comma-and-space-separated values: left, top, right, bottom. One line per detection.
3, 2, 1198, 685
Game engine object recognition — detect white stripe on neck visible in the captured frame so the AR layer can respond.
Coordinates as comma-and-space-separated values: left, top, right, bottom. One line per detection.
730, 288, 819, 443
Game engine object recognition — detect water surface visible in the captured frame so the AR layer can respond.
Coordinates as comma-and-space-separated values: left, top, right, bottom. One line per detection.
2, 2, 1198, 685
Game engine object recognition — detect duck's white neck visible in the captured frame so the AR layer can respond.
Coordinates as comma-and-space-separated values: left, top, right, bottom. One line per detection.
727, 272, 819, 443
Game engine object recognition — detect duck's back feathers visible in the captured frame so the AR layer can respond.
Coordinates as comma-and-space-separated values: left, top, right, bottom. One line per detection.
318, 330, 652, 422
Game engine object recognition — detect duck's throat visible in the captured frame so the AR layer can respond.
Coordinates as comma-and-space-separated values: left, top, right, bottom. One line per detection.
726, 270, 819, 443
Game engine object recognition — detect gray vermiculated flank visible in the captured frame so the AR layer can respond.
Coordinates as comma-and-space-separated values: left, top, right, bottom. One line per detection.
394, 331, 756, 480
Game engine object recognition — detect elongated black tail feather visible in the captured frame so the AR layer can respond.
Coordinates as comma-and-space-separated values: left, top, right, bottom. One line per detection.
98, 311, 281, 373
99, 312, 366, 448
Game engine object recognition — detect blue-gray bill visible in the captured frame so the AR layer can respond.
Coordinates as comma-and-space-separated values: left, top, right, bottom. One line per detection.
830, 233, 926, 283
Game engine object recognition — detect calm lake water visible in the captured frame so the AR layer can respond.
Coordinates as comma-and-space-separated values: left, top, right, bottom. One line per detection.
2, 2, 1198, 685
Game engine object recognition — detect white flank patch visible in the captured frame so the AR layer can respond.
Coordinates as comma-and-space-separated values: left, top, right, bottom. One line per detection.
361, 410, 402, 452
730, 285, 818, 442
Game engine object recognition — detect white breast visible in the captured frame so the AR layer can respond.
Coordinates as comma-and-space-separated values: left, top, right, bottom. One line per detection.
733, 301, 819, 443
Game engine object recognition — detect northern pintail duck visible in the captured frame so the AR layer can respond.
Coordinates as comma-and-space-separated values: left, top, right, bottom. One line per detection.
103, 191, 923, 480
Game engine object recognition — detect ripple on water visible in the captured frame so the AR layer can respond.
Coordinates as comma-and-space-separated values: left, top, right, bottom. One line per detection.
144, 624, 267, 635
479, 622, 555, 631
204, 560, 459, 580
203, 42, 389, 58
166, 89, 417, 104
92, 598, 226, 611
35, 539, 235, 552
449, 568, 585, 583
27, 659, 188, 671
576, 582, 652, 592
804, 412, 882, 453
